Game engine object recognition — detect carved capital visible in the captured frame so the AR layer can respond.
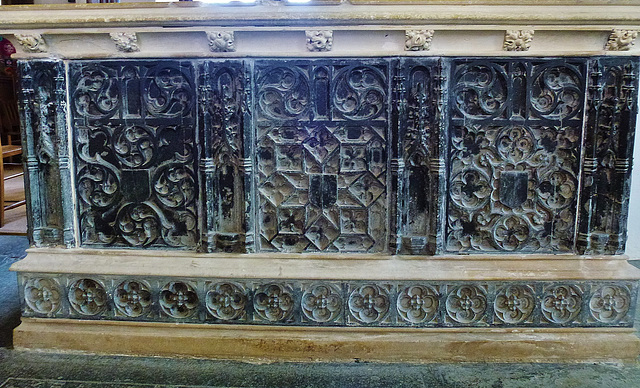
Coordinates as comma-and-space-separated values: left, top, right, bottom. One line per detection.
405, 29, 434, 51
207, 31, 236, 53
306, 30, 333, 52
605, 29, 638, 51
109, 32, 140, 53
503, 30, 534, 52
14, 33, 47, 53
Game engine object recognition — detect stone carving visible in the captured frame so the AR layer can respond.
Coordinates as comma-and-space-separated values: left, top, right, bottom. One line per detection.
503, 30, 534, 51
578, 58, 638, 254
447, 60, 585, 253
160, 282, 199, 318
205, 282, 247, 320
348, 284, 390, 324
396, 59, 442, 254
445, 285, 487, 324
405, 29, 434, 51
302, 283, 342, 323
306, 30, 333, 52
71, 61, 198, 249
68, 279, 107, 316
207, 31, 236, 52
589, 285, 631, 323
541, 285, 582, 324
199, 62, 246, 252
19, 275, 636, 328
397, 285, 439, 324
24, 278, 61, 315
253, 284, 294, 322
255, 61, 389, 253
605, 29, 638, 51
109, 32, 140, 53
14, 33, 47, 53
18, 61, 73, 247
494, 285, 535, 324
114, 280, 152, 317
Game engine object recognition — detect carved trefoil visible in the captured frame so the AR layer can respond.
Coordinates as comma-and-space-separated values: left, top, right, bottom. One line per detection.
503, 30, 534, 52
605, 30, 638, 51
405, 30, 434, 51
70, 60, 199, 249
253, 59, 391, 252
446, 59, 586, 253
198, 61, 247, 252
14, 34, 47, 53
578, 57, 639, 254
18, 60, 75, 247
306, 30, 333, 52
109, 32, 140, 53
207, 31, 236, 53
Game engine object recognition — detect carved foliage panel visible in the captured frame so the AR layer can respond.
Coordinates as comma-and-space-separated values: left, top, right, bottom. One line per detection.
18, 60, 74, 247
254, 60, 390, 252
446, 59, 586, 253
578, 57, 639, 255
71, 61, 199, 249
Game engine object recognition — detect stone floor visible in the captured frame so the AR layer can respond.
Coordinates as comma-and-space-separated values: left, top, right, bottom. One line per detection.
2, 236, 640, 388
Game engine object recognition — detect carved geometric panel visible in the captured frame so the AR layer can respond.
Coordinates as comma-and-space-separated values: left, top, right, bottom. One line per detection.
70, 61, 198, 249
254, 60, 390, 252
446, 60, 586, 253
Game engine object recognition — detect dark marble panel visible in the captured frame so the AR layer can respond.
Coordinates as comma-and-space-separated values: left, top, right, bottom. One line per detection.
578, 57, 639, 255
18, 272, 638, 328
18, 60, 75, 247
253, 60, 392, 253
445, 59, 586, 253
70, 61, 199, 249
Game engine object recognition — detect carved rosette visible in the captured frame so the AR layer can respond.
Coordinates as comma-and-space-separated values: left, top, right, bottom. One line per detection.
114, 280, 152, 318
205, 282, 247, 320
494, 285, 535, 324
541, 285, 582, 324
348, 285, 390, 324
589, 285, 631, 323
306, 30, 333, 52
396, 285, 439, 324
109, 32, 140, 53
68, 279, 107, 316
253, 284, 294, 322
445, 285, 487, 324
503, 30, 534, 52
405, 29, 434, 51
605, 30, 638, 51
207, 31, 236, 53
24, 278, 61, 315
301, 284, 342, 323
160, 282, 199, 319
14, 33, 48, 53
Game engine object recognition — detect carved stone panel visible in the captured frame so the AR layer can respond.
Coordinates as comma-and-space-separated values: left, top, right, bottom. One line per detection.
198, 61, 247, 252
578, 57, 639, 254
18, 60, 75, 247
253, 60, 391, 252
70, 61, 198, 249
446, 60, 586, 253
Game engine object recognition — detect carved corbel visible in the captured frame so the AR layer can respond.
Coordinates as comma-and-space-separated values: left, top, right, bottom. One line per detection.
207, 31, 236, 52
605, 29, 638, 51
503, 30, 534, 52
405, 29, 434, 51
14, 33, 48, 53
306, 30, 333, 52
109, 32, 140, 53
